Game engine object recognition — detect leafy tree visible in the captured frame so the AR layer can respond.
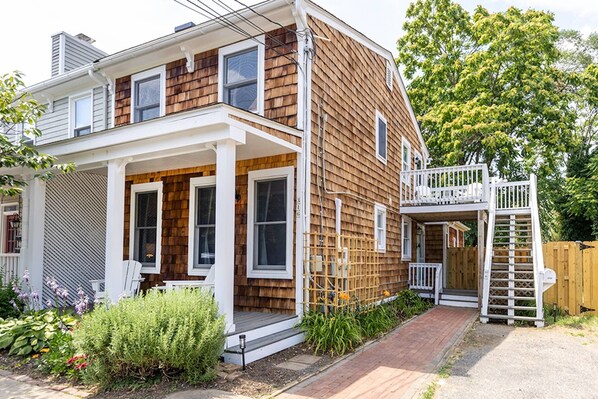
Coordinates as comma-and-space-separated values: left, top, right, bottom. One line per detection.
0, 72, 73, 197
398, 0, 574, 180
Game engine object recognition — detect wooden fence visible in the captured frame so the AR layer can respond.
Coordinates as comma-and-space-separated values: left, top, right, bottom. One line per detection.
543, 241, 598, 316
446, 247, 478, 290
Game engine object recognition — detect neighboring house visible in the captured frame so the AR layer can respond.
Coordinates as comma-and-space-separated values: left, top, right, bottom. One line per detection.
1, 0, 554, 364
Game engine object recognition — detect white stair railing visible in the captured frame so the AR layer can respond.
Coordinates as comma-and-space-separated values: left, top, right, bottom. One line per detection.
495, 181, 531, 210
480, 184, 496, 322
408, 263, 442, 305
529, 174, 545, 326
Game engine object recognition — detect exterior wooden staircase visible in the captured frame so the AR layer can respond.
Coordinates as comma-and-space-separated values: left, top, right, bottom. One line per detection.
481, 175, 556, 327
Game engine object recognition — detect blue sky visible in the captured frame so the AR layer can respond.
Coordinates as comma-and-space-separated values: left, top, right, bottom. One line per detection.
1, 0, 596, 86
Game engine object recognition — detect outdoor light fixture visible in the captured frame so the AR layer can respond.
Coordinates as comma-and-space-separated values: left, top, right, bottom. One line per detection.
239, 334, 247, 370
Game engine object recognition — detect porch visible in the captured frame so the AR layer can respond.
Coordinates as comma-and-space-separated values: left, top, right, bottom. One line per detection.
17, 104, 304, 341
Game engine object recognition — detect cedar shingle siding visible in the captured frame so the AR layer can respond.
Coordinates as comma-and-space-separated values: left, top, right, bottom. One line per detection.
308, 17, 424, 295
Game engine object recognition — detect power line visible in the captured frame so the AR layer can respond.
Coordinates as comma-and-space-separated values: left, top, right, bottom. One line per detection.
231, 0, 303, 36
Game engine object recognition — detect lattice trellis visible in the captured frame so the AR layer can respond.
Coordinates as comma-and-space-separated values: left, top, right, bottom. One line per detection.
303, 233, 380, 314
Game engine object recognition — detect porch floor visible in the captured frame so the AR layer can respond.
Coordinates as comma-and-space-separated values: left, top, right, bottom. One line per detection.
230, 311, 297, 336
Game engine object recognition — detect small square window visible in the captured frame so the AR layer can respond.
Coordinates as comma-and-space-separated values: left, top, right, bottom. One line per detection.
131, 66, 165, 123
374, 204, 386, 253
376, 111, 387, 163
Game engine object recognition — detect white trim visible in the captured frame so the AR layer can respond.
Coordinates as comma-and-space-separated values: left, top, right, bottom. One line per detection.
188, 176, 217, 276
375, 110, 388, 164
130, 65, 166, 123
374, 203, 386, 253
247, 166, 294, 279
416, 223, 426, 263
58, 33, 66, 75
218, 36, 265, 116
401, 215, 412, 261
401, 137, 412, 185
67, 89, 94, 138
0, 202, 19, 254
385, 60, 393, 91
129, 181, 163, 274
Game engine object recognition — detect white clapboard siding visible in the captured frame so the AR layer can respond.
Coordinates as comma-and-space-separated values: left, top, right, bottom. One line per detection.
42, 173, 107, 304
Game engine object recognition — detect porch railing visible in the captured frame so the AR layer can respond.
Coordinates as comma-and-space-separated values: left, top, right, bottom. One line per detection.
495, 180, 531, 210
0, 254, 20, 282
408, 263, 442, 305
400, 164, 490, 206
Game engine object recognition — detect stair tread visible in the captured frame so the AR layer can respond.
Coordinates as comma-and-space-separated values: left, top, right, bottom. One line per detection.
490, 278, 534, 282
490, 287, 535, 291
488, 304, 537, 310
490, 295, 535, 300
225, 328, 303, 353
484, 314, 541, 321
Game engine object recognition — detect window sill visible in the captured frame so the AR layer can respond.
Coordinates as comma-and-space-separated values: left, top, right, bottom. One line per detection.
376, 154, 388, 165
188, 267, 211, 277
141, 266, 161, 275
247, 269, 293, 280
401, 256, 412, 262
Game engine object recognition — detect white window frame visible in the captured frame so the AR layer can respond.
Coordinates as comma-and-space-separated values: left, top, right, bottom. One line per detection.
385, 60, 393, 90
68, 90, 93, 138
401, 137, 412, 184
247, 166, 294, 279
130, 65, 166, 123
402, 215, 413, 261
374, 203, 386, 253
129, 181, 163, 274
188, 176, 216, 276
218, 36, 265, 116
375, 111, 388, 164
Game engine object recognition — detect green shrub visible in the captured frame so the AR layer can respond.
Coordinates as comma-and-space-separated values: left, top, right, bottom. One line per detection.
390, 289, 432, 319
0, 275, 22, 319
0, 310, 77, 356
74, 288, 225, 386
300, 310, 362, 356
358, 304, 395, 339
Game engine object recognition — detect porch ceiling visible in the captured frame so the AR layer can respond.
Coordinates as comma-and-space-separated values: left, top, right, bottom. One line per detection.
402, 208, 484, 223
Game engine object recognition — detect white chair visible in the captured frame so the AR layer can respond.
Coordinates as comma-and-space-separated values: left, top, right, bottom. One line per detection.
414, 185, 437, 204
90, 260, 145, 301
464, 182, 483, 202
163, 264, 215, 292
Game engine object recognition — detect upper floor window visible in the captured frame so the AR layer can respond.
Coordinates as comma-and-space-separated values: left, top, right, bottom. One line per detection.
401, 138, 412, 184
219, 37, 265, 115
375, 111, 387, 163
69, 91, 92, 137
131, 66, 166, 123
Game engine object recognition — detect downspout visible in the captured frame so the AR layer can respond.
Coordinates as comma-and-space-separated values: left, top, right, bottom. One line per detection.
87, 69, 110, 130
293, 0, 312, 317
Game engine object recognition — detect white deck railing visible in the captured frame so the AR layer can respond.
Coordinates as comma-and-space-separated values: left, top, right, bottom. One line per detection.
408, 263, 442, 305
0, 254, 20, 283
400, 164, 490, 206
495, 181, 531, 210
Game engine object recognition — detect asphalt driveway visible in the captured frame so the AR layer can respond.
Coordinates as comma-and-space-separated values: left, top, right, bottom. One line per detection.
435, 321, 598, 399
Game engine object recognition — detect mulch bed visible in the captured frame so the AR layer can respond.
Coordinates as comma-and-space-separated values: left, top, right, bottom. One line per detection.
0, 343, 335, 399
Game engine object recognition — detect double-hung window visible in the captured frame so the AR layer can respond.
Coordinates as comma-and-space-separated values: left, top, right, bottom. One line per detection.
130, 182, 163, 274
188, 176, 216, 276
375, 111, 387, 163
402, 216, 412, 261
374, 204, 386, 253
247, 166, 294, 279
69, 91, 92, 137
401, 138, 412, 184
131, 66, 166, 123
219, 37, 265, 115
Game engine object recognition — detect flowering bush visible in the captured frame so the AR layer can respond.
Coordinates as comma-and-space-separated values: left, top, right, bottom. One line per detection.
39, 330, 86, 379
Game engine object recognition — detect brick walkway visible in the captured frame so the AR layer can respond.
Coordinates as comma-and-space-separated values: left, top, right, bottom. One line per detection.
277, 306, 477, 399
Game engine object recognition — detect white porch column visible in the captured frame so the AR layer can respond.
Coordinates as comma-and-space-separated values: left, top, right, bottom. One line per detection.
214, 139, 236, 332
21, 178, 46, 306
105, 159, 127, 304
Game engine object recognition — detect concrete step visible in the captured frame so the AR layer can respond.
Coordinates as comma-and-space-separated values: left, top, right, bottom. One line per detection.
223, 327, 304, 365
440, 294, 478, 302
439, 299, 478, 308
